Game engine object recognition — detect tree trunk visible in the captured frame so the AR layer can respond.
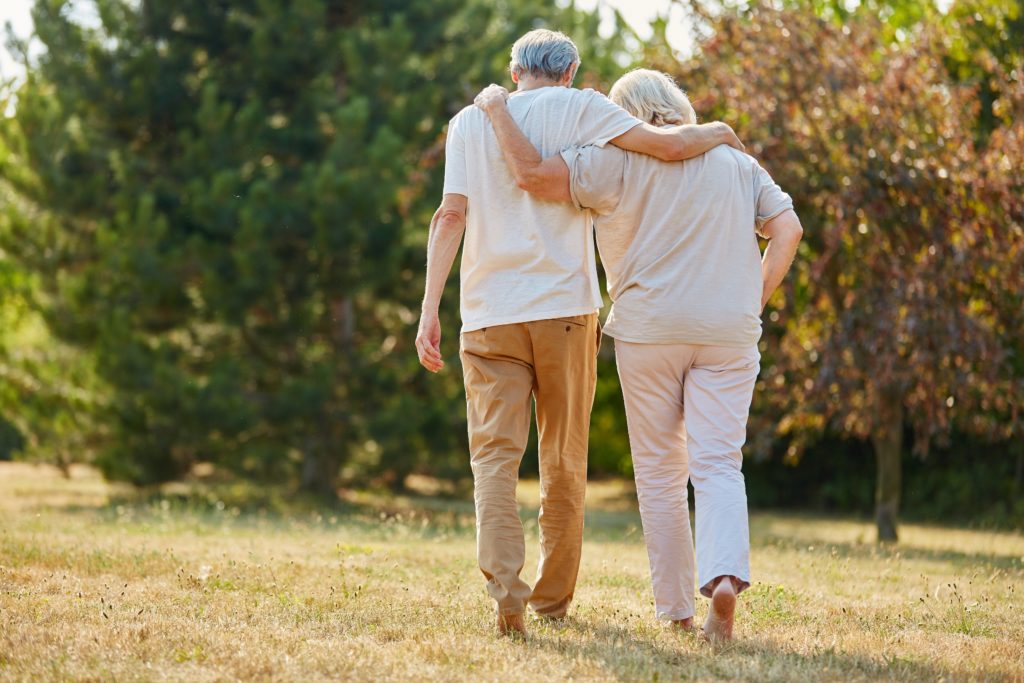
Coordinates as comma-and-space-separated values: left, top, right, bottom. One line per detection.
300, 446, 340, 499
297, 295, 354, 498
872, 389, 904, 543
1013, 439, 1023, 497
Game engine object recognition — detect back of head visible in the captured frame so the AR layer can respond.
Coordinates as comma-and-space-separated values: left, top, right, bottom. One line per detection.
509, 29, 580, 82
609, 69, 697, 126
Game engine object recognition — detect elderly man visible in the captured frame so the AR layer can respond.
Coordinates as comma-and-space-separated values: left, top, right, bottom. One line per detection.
415, 29, 742, 636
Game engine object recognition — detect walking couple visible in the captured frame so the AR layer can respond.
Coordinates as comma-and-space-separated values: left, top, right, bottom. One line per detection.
415, 29, 803, 641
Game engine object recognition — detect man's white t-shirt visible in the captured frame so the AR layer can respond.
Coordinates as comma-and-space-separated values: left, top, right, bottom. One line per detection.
443, 87, 641, 333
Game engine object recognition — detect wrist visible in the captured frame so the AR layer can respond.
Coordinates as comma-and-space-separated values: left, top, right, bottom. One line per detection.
480, 100, 505, 115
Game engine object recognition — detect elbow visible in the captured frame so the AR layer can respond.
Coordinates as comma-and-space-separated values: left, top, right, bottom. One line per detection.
778, 210, 803, 243
657, 137, 687, 162
437, 208, 466, 233
789, 215, 804, 242
670, 136, 692, 161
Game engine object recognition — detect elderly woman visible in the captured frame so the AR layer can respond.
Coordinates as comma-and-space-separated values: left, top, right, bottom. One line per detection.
474, 70, 803, 640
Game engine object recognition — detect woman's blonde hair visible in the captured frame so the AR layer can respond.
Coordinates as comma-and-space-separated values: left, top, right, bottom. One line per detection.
609, 69, 697, 127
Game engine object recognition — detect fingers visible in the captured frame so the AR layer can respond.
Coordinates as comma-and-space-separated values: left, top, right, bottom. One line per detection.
474, 83, 510, 111
727, 129, 745, 152
714, 121, 745, 153
415, 336, 445, 373
482, 83, 509, 98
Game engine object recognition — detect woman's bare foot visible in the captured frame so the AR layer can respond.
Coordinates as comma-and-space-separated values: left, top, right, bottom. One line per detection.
497, 613, 527, 637
702, 576, 737, 642
671, 617, 695, 631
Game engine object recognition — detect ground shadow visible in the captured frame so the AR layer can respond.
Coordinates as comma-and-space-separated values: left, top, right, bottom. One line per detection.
753, 529, 1024, 571
524, 616, 1009, 682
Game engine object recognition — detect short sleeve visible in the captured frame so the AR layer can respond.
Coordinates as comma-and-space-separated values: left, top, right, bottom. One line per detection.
753, 162, 793, 234
442, 114, 468, 196
576, 89, 643, 148
560, 145, 627, 215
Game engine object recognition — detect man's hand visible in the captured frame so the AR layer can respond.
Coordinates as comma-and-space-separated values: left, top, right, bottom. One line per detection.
474, 84, 510, 113
416, 309, 444, 373
418, 193, 466, 372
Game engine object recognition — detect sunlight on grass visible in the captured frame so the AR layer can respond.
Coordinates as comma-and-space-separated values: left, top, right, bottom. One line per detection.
1, 463, 1022, 682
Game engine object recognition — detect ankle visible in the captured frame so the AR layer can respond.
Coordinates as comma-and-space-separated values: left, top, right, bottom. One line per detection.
497, 612, 527, 636
713, 576, 736, 593
672, 617, 695, 631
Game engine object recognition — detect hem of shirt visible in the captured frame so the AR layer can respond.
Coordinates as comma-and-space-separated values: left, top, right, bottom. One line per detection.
756, 203, 794, 230
603, 329, 760, 349
461, 305, 601, 334
560, 147, 585, 211
589, 120, 643, 149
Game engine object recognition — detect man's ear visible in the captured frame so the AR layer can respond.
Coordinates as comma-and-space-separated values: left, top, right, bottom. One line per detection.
510, 69, 519, 84
562, 63, 578, 86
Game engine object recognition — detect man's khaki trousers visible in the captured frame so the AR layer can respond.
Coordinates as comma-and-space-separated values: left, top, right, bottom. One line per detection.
459, 314, 599, 618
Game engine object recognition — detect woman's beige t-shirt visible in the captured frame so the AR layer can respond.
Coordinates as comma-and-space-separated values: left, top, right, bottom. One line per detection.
560, 144, 793, 347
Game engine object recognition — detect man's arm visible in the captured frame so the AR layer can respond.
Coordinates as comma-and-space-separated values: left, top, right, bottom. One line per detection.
474, 83, 744, 202
416, 193, 468, 372
475, 86, 570, 202
759, 208, 803, 313
610, 121, 743, 162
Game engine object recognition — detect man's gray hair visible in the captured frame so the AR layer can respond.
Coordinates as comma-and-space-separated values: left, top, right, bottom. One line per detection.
509, 29, 580, 81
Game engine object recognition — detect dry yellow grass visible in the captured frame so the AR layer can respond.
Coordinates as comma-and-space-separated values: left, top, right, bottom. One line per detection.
1, 462, 1022, 682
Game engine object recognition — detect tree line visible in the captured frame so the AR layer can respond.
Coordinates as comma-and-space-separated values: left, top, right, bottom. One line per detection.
1, 0, 1021, 540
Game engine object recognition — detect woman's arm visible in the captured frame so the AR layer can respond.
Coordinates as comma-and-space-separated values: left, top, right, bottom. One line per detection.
475, 85, 571, 202
759, 209, 803, 312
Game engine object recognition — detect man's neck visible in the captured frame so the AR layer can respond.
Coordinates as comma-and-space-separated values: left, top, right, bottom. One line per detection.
516, 77, 565, 92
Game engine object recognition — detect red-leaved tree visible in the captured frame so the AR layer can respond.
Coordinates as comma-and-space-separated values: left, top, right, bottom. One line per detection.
653, 2, 1023, 540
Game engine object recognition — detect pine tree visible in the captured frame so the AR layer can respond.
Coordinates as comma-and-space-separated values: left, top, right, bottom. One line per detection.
0, 0, 626, 493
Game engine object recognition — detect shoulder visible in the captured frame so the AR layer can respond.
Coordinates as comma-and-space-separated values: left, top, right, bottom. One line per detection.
447, 105, 485, 134
567, 143, 626, 169
575, 87, 615, 107
589, 144, 627, 164
705, 144, 753, 165
539, 87, 612, 106
703, 145, 766, 175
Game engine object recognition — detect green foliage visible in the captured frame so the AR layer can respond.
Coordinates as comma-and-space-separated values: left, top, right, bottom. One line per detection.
589, 352, 633, 477
745, 436, 1024, 527
0, 186, 99, 469
0, 0, 629, 492
1, 0, 1021, 528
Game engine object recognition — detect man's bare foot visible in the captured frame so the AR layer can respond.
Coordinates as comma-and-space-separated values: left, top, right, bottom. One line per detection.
702, 576, 737, 642
671, 617, 695, 631
497, 613, 527, 637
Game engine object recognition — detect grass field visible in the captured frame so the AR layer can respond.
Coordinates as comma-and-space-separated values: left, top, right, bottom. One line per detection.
1, 463, 1023, 682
